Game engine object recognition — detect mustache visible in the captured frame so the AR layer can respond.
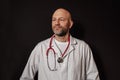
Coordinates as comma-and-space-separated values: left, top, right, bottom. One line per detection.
54, 24, 62, 28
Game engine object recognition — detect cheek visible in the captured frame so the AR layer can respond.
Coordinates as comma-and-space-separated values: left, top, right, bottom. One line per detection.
61, 22, 70, 28
52, 22, 54, 26
52, 22, 55, 28
60, 22, 67, 26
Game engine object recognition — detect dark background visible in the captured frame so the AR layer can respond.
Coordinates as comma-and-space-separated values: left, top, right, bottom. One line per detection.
0, 0, 120, 80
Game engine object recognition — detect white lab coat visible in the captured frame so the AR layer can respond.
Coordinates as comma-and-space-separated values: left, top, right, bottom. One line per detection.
20, 35, 100, 80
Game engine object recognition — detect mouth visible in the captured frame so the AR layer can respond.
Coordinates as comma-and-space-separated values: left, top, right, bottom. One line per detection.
55, 25, 62, 28
54, 25, 62, 30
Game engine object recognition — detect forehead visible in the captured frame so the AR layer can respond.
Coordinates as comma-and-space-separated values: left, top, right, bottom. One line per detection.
52, 9, 70, 19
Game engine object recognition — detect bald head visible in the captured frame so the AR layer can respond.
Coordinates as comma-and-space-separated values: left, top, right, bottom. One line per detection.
52, 8, 72, 21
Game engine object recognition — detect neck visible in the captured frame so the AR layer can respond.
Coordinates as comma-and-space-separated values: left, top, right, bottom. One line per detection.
54, 33, 70, 42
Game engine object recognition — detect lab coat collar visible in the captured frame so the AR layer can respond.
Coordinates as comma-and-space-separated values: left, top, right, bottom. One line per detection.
51, 35, 77, 46
65, 35, 77, 57
51, 35, 77, 57
69, 35, 77, 45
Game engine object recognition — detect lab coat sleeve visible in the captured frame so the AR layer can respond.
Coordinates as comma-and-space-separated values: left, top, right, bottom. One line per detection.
85, 44, 100, 80
20, 44, 40, 80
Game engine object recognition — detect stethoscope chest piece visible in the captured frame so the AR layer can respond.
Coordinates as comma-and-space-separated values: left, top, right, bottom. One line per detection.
57, 57, 64, 63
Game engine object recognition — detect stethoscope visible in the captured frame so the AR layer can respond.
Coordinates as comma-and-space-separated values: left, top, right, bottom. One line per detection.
46, 34, 70, 71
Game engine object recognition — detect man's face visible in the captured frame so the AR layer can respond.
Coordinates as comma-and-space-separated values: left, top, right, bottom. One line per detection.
52, 9, 72, 36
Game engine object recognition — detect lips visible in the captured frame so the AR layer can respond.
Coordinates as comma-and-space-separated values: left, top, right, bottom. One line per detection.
55, 25, 61, 28
53, 25, 62, 30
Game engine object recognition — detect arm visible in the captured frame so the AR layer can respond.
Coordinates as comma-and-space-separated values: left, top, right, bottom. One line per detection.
20, 45, 40, 80
85, 45, 100, 80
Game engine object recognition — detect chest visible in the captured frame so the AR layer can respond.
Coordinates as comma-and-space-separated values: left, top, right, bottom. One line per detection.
38, 44, 86, 80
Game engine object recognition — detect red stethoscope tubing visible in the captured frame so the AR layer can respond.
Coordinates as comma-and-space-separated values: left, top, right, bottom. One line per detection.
46, 34, 70, 57
46, 35, 56, 56
46, 34, 70, 71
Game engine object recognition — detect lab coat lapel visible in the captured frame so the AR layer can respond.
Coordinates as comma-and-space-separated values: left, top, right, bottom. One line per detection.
50, 35, 77, 58
64, 35, 77, 58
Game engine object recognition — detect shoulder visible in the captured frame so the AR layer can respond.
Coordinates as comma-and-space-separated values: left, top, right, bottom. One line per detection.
35, 38, 50, 48
30, 38, 50, 54
71, 36, 91, 50
72, 37, 89, 46
72, 37, 93, 57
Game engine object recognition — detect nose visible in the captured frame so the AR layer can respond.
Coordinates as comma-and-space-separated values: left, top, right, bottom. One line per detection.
55, 19, 60, 25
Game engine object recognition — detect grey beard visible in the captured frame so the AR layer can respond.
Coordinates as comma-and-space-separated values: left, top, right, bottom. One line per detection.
55, 30, 67, 37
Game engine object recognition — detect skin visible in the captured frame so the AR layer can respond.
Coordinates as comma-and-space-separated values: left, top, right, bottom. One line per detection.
52, 8, 73, 42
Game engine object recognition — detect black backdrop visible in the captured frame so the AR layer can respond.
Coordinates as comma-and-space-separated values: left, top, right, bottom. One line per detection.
1, 0, 120, 80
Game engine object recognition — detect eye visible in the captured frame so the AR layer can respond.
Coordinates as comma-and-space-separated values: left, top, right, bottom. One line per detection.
59, 18, 65, 21
52, 18, 56, 21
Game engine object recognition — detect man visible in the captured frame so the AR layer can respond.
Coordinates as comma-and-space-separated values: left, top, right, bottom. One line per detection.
20, 8, 100, 80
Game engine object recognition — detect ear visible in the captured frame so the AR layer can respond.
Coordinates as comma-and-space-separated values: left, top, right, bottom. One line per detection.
69, 20, 73, 29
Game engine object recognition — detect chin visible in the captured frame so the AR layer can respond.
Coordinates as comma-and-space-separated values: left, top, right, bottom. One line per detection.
55, 33, 67, 37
